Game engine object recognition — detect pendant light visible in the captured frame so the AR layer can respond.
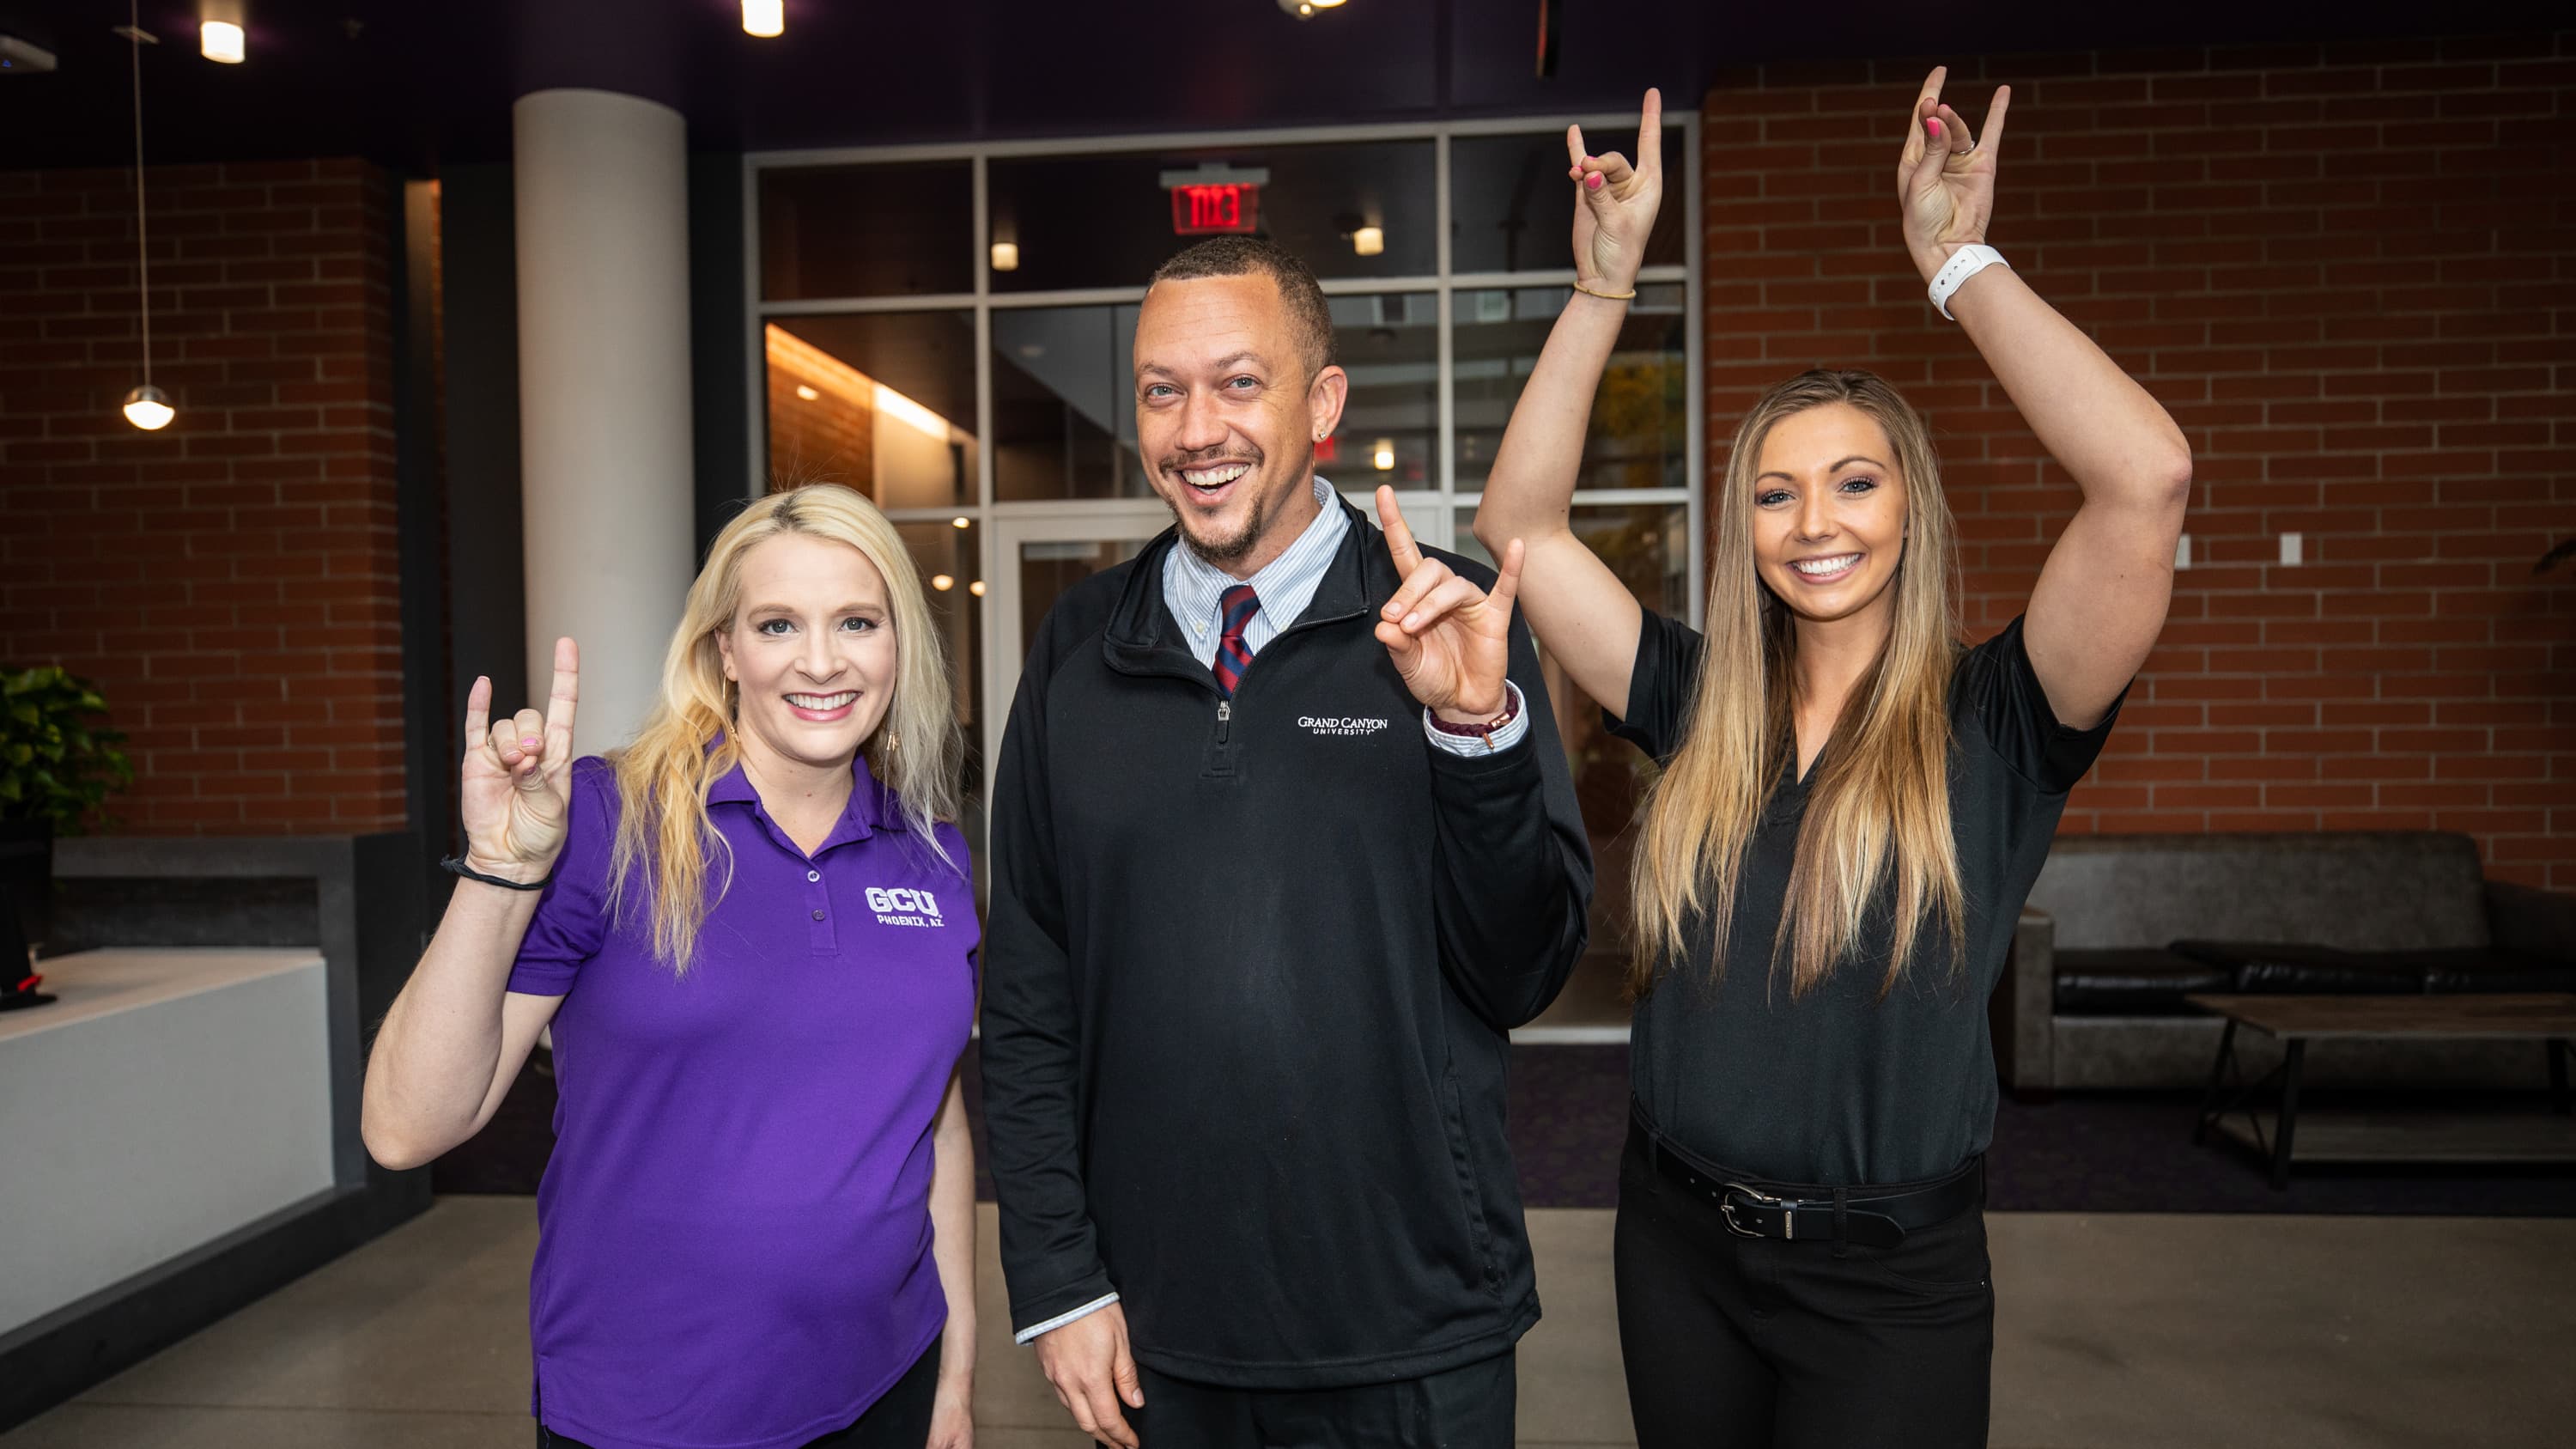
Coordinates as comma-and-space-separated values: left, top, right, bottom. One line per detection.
118, 3, 171, 431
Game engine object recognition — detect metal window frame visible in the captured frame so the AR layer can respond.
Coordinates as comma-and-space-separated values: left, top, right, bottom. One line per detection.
741, 105, 1706, 651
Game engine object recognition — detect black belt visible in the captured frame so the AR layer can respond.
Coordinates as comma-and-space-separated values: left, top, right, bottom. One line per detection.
1626, 1118, 1982, 1249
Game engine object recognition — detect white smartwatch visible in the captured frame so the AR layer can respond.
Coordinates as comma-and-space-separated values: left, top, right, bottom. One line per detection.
1927, 244, 2008, 321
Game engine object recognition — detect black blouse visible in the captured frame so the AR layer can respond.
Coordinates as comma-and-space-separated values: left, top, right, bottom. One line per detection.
1609, 612, 2121, 1185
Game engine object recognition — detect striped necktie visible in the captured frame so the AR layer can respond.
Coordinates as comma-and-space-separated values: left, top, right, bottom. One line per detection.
1212, 584, 1260, 697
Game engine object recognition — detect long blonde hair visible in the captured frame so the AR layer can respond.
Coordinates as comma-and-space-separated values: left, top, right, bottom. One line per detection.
607, 484, 963, 973
1630, 369, 1965, 1000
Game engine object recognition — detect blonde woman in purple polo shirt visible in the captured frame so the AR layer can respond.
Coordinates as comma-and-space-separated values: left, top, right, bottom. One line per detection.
363, 484, 980, 1449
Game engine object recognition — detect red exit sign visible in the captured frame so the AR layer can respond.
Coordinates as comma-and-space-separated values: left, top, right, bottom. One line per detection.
1161, 164, 1268, 236
1170, 183, 1259, 235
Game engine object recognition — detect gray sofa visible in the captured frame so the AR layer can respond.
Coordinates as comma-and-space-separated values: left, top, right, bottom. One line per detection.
2001, 832, 2576, 1093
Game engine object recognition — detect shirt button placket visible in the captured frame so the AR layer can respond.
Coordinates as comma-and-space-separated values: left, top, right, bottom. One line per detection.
808, 862, 835, 953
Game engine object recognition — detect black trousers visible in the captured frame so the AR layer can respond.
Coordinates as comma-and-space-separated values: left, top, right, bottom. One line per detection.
1134, 1350, 1515, 1449
537, 1337, 939, 1449
1613, 1133, 1993, 1448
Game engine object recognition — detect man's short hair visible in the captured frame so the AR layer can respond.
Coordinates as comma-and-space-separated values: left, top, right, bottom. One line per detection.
1148, 236, 1338, 381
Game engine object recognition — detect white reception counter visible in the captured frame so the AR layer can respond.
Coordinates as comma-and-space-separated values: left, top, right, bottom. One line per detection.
0, 948, 336, 1337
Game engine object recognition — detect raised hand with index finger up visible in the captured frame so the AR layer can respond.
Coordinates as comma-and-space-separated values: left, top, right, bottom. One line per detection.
1373, 487, 1524, 724
457, 636, 580, 886
1567, 87, 1665, 296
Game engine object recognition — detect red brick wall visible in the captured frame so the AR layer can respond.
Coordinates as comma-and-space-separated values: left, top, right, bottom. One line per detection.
1703, 34, 2576, 888
0, 159, 408, 835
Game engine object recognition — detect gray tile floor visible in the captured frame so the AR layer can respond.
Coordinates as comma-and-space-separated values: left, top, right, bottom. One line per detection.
7, 1201, 2572, 1447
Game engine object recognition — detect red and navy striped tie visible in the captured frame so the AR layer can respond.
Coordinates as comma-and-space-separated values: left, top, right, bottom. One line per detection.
1212, 584, 1260, 697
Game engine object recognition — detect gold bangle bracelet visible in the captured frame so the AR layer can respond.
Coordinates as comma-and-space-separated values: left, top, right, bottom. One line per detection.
1571, 279, 1637, 301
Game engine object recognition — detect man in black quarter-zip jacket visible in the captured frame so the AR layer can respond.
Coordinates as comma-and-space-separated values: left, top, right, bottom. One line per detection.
981, 237, 1593, 1449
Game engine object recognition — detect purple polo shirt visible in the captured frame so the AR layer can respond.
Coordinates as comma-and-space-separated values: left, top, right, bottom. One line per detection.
507, 753, 976, 1449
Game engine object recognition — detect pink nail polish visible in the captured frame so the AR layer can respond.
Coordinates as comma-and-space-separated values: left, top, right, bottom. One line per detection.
1587, 174, 1604, 191
1927, 118, 1941, 137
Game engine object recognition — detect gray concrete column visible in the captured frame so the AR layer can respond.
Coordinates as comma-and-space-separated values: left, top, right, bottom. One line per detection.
512, 88, 695, 757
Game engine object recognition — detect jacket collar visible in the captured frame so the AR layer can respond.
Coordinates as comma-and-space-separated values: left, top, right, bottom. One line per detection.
1103, 494, 1392, 679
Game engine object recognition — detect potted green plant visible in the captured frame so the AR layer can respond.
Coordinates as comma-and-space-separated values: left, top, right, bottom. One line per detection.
2, 666, 134, 967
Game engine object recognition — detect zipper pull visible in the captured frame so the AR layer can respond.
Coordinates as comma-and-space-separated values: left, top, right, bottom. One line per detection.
1216, 699, 1231, 743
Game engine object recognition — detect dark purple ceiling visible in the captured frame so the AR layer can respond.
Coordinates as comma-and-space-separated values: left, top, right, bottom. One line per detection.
0, 0, 2556, 173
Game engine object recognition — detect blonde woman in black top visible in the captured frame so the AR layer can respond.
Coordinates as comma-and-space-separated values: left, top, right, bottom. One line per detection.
1466, 76, 2190, 1445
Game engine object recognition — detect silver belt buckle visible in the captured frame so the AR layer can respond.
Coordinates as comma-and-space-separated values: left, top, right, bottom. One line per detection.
1719, 1182, 1790, 1239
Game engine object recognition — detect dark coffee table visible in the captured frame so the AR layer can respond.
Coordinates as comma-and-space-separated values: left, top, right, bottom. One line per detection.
2188, 993, 2576, 1188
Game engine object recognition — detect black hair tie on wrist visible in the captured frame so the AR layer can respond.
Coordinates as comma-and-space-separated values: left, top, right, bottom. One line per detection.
441, 853, 551, 892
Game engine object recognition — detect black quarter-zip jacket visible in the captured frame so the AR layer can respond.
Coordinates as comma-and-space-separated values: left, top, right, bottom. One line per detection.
980, 499, 1594, 1389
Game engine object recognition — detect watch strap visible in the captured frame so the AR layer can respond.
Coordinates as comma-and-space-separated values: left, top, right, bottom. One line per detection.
1928, 243, 2008, 321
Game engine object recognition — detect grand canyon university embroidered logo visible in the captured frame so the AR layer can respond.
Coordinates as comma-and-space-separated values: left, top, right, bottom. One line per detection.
866, 886, 945, 928
1299, 715, 1392, 738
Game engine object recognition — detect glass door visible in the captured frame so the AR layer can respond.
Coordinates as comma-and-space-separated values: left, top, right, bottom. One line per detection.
983, 507, 1175, 798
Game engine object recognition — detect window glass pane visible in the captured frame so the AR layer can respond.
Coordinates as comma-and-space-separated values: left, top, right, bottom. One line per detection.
1451, 503, 1691, 626
1453, 283, 1686, 495
1325, 292, 1437, 490
1454, 502, 1691, 1022
1449, 128, 1687, 276
893, 518, 987, 867
1017, 539, 1150, 659
1341, 491, 1445, 552
992, 306, 1150, 502
765, 316, 976, 508
893, 518, 987, 735
760, 161, 974, 300
995, 291, 1438, 502
987, 141, 1436, 293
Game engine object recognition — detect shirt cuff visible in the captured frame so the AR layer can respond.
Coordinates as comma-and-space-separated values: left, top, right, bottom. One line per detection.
1013, 1292, 1120, 1345
1423, 682, 1531, 757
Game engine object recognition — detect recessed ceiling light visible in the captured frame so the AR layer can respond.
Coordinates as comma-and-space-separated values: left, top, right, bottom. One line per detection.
200, 21, 244, 64
742, 1, 782, 38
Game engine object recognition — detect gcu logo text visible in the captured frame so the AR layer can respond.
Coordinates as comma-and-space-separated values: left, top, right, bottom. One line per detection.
866, 886, 945, 927
1298, 715, 1392, 737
